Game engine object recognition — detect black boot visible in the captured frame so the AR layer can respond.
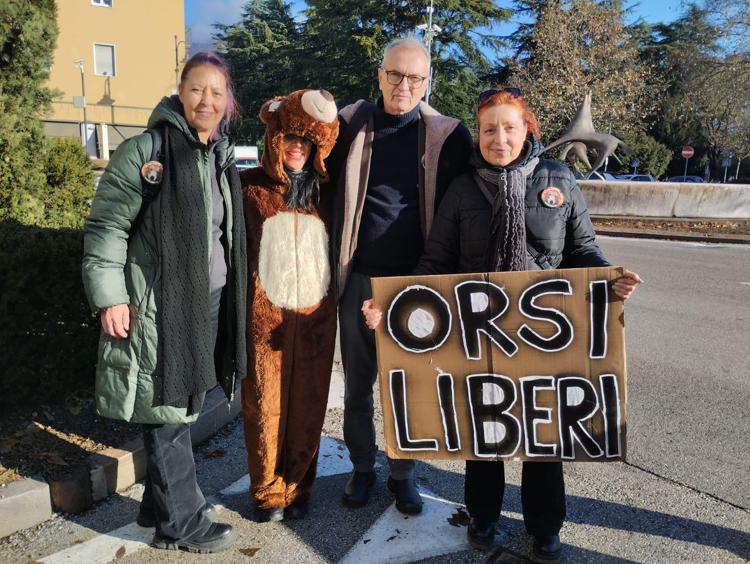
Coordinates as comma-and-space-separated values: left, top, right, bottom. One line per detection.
387, 477, 423, 515
284, 500, 310, 520
342, 471, 376, 508
254, 506, 284, 523
152, 522, 235, 554
467, 518, 496, 551
530, 534, 562, 563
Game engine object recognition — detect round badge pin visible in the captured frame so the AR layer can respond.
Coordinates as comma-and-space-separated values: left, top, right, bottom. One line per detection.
541, 187, 564, 208
141, 161, 163, 185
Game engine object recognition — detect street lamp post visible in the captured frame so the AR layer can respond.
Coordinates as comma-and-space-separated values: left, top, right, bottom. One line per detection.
736, 152, 750, 180
74, 59, 88, 150
174, 34, 191, 91
416, 0, 441, 105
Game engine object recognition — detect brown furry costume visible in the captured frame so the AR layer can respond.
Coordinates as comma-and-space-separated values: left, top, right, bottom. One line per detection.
240, 89, 339, 511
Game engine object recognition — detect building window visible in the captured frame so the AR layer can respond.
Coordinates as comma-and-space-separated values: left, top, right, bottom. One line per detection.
93, 44, 116, 76
91, 0, 113, 7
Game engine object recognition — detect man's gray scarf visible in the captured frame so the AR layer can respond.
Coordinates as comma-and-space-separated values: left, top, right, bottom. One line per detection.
470, 143, 539, 272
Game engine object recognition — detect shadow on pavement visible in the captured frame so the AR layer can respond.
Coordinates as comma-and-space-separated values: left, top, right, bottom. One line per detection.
280, 453, 749, 562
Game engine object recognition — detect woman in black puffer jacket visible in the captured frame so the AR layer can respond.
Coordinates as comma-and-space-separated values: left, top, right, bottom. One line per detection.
362, 87, 642, 563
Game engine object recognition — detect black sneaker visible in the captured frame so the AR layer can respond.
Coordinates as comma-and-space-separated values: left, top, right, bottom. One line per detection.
386, 477, 423, 515
467, 518, 496, 551
254, 506, 284, 523
152, 522, 235, 554
342, 471, 376, 508
284, 500, 309, 520
530, 534, 562, 563
137, 503, 216, 529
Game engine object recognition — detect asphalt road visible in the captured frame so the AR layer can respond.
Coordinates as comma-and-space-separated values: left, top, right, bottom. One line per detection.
596, 236, 750, 509
1, 236, 748, 563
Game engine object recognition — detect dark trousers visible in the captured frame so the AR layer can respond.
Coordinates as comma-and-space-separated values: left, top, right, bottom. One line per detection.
138, 287, 222, 540
339, 271, 414, 480
465, 460, 566, 538
140, 419, 212, 539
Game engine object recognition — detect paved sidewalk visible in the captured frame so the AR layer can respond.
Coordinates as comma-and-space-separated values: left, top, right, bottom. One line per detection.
2, 368, 748, 563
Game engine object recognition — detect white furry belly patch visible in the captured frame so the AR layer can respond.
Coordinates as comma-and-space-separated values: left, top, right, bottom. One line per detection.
257, 212, 331, 310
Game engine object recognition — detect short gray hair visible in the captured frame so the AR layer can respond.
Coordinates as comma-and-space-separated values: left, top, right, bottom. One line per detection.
381, 34, 430, 67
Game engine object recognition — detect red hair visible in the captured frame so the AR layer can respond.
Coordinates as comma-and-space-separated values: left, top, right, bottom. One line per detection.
476, 89, 541, 139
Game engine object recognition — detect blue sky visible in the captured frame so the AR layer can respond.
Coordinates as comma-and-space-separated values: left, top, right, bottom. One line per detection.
185, 0, 695, 53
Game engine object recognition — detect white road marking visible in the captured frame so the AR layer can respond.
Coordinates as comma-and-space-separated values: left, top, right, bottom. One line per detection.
338, 491, 470, 564
37, 522, 152, 564
740, 282, 750, 287
221, 436, 367, 496
327, 369, 345, 409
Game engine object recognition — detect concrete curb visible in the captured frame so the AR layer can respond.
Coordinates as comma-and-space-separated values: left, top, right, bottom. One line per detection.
0, 477, 52, 539
0, 387, 241, 539
594, 226, 750, 245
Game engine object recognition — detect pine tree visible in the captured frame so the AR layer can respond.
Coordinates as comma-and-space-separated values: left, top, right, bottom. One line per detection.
215, 0, 301, 144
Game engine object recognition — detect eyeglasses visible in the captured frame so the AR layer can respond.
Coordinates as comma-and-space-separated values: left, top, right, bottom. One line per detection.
381, 69, 428, 88
477, 87, 523, 104
283, 134, 312, 145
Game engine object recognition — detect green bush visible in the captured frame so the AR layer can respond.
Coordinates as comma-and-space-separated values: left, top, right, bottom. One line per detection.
613, 129, 673, 179
43, 138, 95, 228
0, 220, 97, 405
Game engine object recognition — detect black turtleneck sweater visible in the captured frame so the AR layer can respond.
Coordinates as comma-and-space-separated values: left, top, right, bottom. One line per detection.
354, 101, 422, 276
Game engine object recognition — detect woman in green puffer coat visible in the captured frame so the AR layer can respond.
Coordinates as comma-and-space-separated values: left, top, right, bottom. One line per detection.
82, 51, 247, 554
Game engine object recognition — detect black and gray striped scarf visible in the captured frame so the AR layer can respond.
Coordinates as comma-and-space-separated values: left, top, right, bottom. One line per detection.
469, 139, 541, 272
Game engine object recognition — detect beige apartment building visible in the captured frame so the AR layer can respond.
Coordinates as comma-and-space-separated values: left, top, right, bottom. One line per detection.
45, 0, 185, 158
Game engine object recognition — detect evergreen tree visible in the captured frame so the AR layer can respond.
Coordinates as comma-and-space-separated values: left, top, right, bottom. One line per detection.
219, 0, 509, 131
0, 0, 58, 224
644, 4, 749, 178
215, 0, 301, 144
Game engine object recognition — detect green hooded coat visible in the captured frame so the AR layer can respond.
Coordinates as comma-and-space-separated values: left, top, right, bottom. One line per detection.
82, 96, 245, 424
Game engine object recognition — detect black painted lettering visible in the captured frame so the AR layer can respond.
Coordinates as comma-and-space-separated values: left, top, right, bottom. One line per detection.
599, 374, 622, 458
518, 279, 574, 352
557, 376, 604, 459
388, 370, 439, 451
387, 285, 452, 353
454, 281, 517, 360
520, 377, 557, 457
589, 280, 609, 359
466, 374, 521, 457
437, 373, 461, 452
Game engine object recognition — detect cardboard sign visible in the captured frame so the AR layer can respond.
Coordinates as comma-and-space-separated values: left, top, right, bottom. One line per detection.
371, 267, 627, 462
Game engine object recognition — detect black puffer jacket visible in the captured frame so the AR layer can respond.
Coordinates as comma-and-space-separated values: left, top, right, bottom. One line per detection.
415, 150, 608, 275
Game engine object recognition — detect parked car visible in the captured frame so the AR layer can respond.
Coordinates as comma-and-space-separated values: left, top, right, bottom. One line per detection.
666, 175, 704, 183
575, 170, 622, 181
234, 145, 259, 170
621, 174, 657, 182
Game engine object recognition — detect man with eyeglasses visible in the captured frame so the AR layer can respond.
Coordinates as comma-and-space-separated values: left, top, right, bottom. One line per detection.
328, 35, 472, 515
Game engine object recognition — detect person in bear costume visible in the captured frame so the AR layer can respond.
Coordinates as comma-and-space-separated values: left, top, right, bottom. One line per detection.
240, 89, 339, 522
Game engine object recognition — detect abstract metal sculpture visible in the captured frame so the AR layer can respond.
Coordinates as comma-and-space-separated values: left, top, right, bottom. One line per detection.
544, 92, 632, 176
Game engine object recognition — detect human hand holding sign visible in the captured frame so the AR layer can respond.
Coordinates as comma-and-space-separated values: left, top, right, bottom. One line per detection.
362, 299, 382, 330
100, 303, 130, 338
612, 269, 643, 300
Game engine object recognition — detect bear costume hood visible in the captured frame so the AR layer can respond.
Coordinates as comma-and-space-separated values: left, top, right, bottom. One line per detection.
259, 89, 338, 186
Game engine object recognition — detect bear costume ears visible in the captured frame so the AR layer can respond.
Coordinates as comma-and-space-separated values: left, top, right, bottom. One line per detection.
259, 89, 339, 186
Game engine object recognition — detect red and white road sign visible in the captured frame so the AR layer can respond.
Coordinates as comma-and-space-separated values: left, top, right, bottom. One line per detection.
681, 146, 695, 159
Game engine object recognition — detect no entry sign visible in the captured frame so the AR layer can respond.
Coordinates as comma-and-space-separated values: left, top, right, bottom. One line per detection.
681, 146, 695, 159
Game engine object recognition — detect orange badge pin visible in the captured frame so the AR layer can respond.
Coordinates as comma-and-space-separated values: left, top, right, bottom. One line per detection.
141, 161, 163, 185
541, 186, 564, 208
